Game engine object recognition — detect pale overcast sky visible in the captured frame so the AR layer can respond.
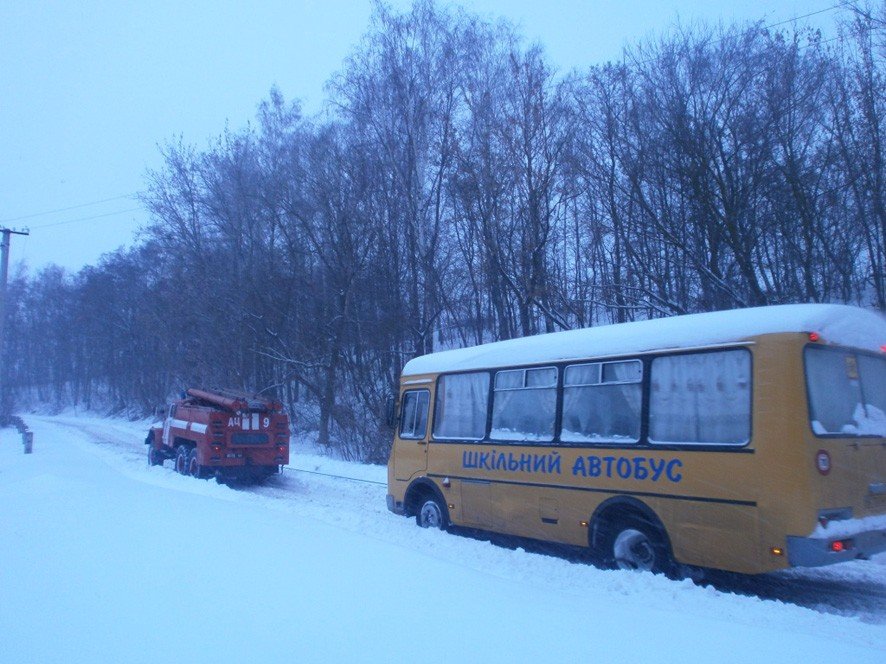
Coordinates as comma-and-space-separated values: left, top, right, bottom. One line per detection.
0, 0, 839, 273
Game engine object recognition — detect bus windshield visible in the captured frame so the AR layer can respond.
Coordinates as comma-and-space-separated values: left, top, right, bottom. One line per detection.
805, 346, 886, 437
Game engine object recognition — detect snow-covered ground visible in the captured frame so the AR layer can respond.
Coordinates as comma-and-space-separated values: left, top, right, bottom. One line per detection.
1, 414, 884, 662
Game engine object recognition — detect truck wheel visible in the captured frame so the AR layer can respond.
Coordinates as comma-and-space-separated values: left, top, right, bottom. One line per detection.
175, 446, 189, 475
187, 448, 204, 479
147, 446, 163, 467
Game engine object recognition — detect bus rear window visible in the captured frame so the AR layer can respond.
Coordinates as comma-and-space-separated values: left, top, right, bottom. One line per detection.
805, 346, 886, 437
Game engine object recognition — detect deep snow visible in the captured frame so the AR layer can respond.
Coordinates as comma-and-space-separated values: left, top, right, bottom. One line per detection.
1, 414, 884, 663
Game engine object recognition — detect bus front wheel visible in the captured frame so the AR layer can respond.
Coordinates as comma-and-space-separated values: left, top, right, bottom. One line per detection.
416, 496, 447, 530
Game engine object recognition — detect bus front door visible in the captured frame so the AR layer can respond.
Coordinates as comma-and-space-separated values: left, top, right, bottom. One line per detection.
393, 435, 428, 481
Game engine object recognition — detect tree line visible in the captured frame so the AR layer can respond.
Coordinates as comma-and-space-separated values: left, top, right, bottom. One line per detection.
4, 1, 884, 462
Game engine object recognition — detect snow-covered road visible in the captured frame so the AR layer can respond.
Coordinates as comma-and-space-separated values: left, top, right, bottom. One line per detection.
1, 414, 884, 662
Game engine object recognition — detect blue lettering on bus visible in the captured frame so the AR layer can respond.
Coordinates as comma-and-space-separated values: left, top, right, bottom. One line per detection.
588, 456, 601, 477
462, 451, 681, 483
665, 459, 683, 483
571, 454, 683, 483
462, 451, 563, 475
616, 457, 632, 479
572, 456, 586, 476
648, 457, 666, 481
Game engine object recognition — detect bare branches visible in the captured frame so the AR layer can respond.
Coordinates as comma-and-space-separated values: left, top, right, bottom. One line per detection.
6, 1, 883, 461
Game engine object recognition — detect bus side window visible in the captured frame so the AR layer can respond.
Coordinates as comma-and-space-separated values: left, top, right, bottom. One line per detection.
649, 349, 751, 445
491, 367, 557, 442
561, 360, 642, 444
400, 390, 430, 439
432, 372, 490, 440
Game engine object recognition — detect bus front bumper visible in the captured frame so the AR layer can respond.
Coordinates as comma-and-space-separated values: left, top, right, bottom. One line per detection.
386, 494, 406, 515
787, 528, 886, 567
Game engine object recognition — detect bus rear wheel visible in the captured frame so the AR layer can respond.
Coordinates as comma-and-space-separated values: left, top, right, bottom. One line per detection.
416, 496, 447, 530
609, 519, 672, 575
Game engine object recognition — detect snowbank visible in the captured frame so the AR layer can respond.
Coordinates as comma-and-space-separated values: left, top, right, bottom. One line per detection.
1, 415, 884, 662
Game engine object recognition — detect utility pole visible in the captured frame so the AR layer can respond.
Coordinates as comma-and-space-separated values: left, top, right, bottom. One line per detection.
0, 227, 29, 426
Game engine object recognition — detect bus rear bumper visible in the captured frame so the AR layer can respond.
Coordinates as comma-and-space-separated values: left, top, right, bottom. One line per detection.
787, 529, 886, 567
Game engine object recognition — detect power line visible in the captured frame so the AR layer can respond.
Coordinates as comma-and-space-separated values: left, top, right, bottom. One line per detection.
0, 193, 142, 224
27, 207, 145, 230
765, 3, 844, 30
628, 2, 845, 67
815, 34, 846, 47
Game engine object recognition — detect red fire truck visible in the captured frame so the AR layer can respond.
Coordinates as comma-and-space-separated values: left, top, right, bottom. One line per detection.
146, 388, 290, 482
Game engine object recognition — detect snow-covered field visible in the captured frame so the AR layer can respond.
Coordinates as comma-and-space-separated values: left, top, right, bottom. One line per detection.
1, 415, 884, 662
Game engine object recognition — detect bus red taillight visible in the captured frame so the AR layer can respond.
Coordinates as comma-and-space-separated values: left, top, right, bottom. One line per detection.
808, 332, 820, 342
816, 450, 831, 475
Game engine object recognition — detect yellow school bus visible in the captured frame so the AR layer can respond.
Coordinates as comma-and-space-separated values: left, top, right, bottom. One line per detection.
386, 304, 886, 575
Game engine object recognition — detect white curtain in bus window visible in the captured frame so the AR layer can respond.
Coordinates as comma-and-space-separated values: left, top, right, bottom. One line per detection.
432, 372, 490, 440
805, 347, 886, 436
859, 354, 886, 435
400, 390, 430, 439
561, 360, 642, 443
649, 350, 751, 445
491, 367, 557, 441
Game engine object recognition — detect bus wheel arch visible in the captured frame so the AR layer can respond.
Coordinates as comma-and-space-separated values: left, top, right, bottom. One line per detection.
405, 478, 449, 530
589, 496, 674, 576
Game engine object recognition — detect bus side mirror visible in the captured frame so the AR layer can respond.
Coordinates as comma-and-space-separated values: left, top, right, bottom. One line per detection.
384, 396, 398, 429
